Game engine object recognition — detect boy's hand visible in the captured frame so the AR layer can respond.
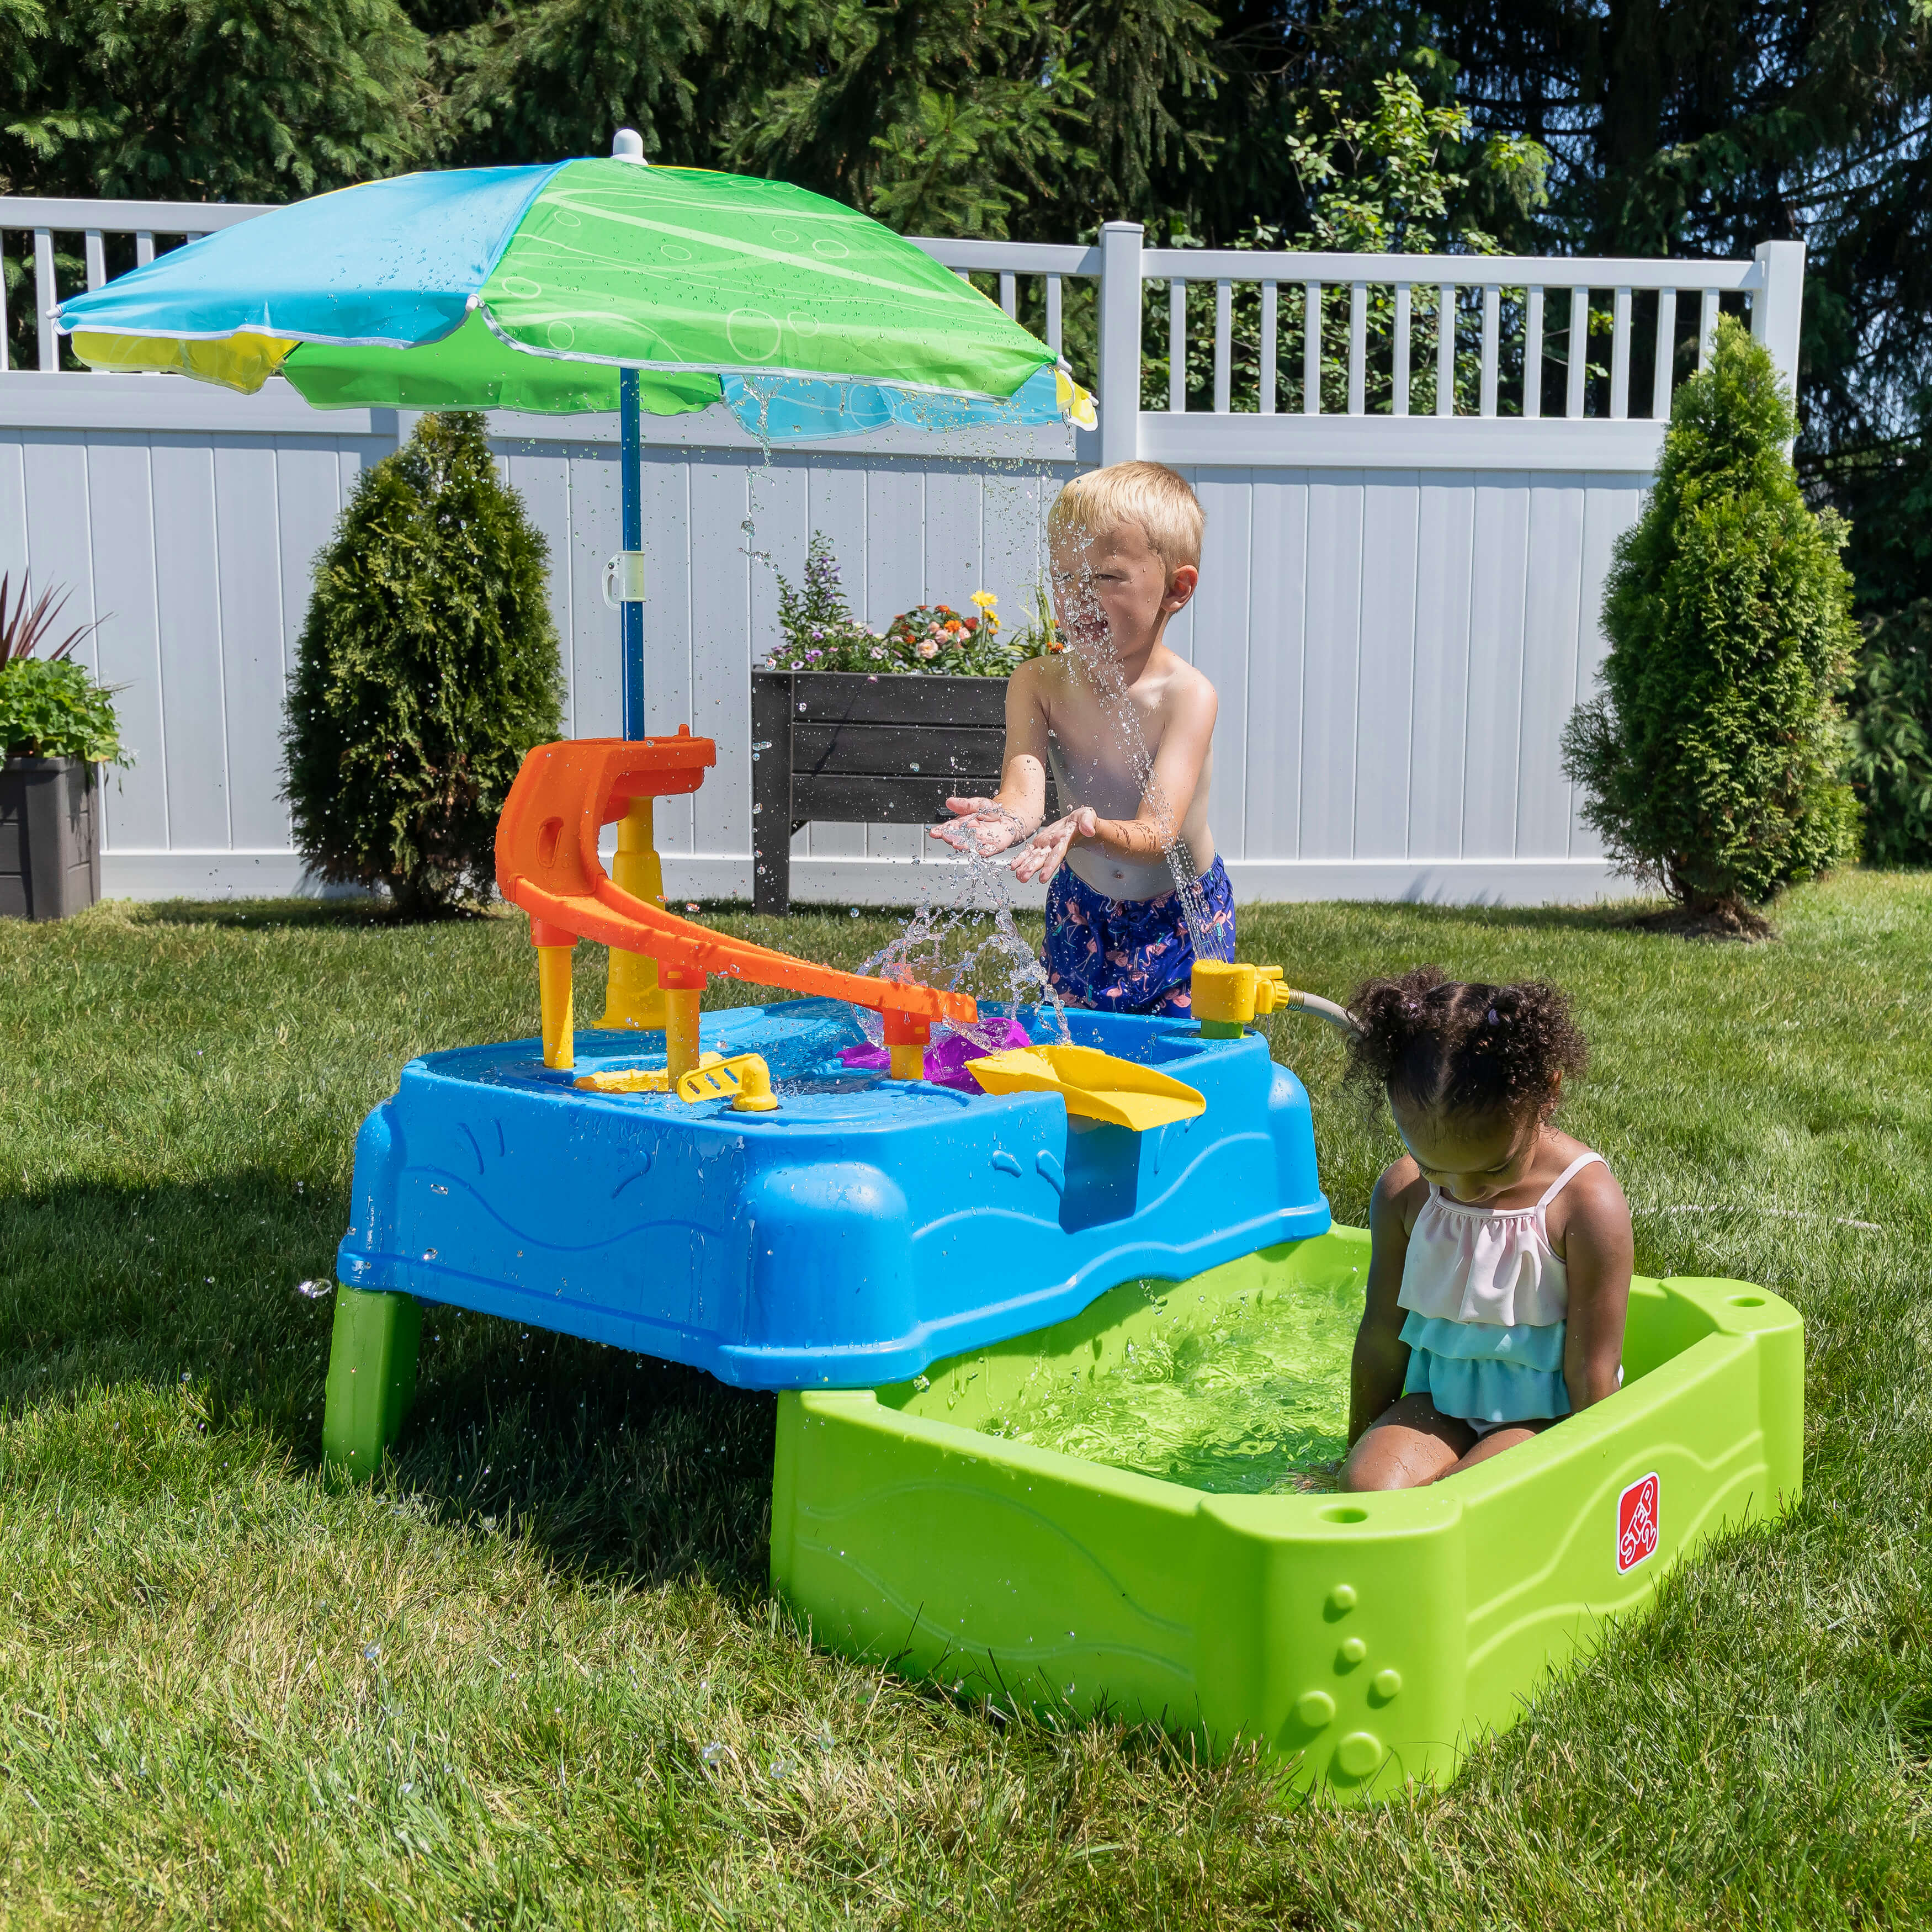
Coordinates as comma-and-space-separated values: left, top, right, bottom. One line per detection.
1011, 807, 1097, 883
928, 797, 1026, 856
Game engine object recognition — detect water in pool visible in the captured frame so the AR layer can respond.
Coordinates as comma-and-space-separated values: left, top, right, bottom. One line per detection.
981, 1275, 1362, 1494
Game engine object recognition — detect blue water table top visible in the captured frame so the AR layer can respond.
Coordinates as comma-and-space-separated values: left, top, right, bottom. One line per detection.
336, 999, 1330, 1388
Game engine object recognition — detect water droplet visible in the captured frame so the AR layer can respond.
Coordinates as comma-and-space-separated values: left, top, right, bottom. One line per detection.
700, 1741, 724, 1766
850, 907, 862, 919
295, 1279, 330, 1300
912, 1373, 931, 1390
364, 1644, 380, 1661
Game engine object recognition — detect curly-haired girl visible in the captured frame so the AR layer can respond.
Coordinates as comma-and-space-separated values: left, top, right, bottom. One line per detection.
1339, 967, 1633, 1491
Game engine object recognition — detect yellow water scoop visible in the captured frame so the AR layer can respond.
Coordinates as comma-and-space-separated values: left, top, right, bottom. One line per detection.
676, 1052, 779, 1112
965, 1044, 1204, 1132
574, 1050, 724, 1095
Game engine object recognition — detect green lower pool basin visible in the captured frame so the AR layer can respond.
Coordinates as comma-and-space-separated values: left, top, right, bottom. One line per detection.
771, 1227, 1803, 1798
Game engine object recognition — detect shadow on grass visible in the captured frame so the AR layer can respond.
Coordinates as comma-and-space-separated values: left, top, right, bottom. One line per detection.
0, 1166, 776, 1601
123, 895, 398, 932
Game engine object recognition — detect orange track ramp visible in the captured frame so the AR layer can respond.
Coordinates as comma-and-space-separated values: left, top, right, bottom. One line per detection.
495, 735, 978, 1029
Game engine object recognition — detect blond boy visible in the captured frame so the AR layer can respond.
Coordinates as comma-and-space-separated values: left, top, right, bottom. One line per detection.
931, 461, 1231, 1015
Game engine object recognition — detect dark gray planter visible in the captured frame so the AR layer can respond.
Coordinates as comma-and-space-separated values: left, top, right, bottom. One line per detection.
0, 756, 100, 920
751, 669, 1058, 916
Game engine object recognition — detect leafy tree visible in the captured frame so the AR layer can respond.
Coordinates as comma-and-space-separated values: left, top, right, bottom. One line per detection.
0, 0, 427, 201
1148, 70, 1549, 413
1561, 318, 1861, 932
284, 413, 564, 916
433, 0, 715, 173
1846, 601, 1932, 866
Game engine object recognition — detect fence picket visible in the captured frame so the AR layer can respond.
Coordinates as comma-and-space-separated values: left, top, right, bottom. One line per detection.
1525, 286, 1543, 420
1392, 283, 1410, 417
1045, 275, 1062, 357
1479, 284, 1500, 417
1348, 282, 1367, 416
1436, 283, 1455, 417
1610, 285, 1632, 420
1169, 280, 1186, 413
1303, 280, 1321, 416
1260, 280, 1277, 416
33, 229, 55, 370
999, 272, 1016, 319
1215, 279, 1232, 413
1652, 288, 1676, 418
1567, 287, 1590, 418
1699, 287, 1719, 369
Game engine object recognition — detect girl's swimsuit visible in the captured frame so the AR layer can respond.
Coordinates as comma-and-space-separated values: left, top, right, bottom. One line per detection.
1397, 1151, 1611, 1431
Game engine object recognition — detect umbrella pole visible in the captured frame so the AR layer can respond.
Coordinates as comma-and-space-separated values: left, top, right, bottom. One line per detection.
602, 364, 671, 1031
620, 367, 645, 739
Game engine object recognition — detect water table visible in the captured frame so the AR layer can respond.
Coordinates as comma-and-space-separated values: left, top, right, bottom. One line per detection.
319, 731, 1804, 1800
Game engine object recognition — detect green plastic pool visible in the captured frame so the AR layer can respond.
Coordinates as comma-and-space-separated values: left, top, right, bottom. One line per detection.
771, 1227, 1803, 1797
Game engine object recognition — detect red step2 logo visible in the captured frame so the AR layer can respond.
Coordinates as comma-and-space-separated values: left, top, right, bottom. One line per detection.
1617, 1472, 1660, 1573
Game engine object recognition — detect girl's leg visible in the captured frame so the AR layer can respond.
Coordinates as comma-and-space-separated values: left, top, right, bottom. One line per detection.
1341, 1394, 1474, 1491
1445, 1420, 1549, 1474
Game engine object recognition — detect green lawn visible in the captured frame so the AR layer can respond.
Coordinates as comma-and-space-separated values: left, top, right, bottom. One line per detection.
2, 877, 1929, 1928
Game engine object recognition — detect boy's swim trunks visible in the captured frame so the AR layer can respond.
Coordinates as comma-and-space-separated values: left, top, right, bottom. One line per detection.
1042, 855, 1235, 1017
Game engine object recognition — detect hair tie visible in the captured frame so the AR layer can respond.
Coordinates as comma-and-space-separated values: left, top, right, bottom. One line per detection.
1487, 1007, 1500, 1027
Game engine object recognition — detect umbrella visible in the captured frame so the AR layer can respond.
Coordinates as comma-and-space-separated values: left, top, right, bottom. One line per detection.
52, 137, 1084, 1042
53, 140, 1092, 736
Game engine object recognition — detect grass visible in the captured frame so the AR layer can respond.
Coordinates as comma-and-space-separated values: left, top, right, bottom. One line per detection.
1, 875, 1930, 1928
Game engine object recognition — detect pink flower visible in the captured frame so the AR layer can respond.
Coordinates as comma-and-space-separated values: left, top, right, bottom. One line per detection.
915, 638, 939, 660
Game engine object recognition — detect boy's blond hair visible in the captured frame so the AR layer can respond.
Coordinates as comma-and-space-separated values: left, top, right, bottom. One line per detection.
1048, 461, 1203, 578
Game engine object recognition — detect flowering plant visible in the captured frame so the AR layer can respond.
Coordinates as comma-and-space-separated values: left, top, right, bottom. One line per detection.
761, 534, 1025, 676
879, 598, 1020, 676
762, 532, 884, 672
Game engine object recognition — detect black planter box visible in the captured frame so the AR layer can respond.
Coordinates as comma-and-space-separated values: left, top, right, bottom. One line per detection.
0, 756, 100, 920
750, 669, 1055, 915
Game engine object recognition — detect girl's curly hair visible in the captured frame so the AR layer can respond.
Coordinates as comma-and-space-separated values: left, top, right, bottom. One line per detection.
1344, 965, 1588, 1121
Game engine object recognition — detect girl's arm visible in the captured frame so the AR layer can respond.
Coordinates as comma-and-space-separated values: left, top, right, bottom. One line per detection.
1011, 669, 1217, 883
1559, 1167, 1634, 1410
928, 662, 1052, 856
1349, 1162, 1420, 1443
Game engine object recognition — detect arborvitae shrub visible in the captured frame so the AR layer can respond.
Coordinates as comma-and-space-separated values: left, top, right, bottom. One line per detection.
284, 412, 563, 914
1562, 316, 1861, 927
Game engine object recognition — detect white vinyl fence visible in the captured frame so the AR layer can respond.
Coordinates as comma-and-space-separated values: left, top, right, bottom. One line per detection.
0, 199, 1805, 905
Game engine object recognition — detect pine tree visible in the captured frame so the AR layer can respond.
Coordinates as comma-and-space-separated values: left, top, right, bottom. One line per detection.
1561, 317, 1862, 935
284, 412, 564, 916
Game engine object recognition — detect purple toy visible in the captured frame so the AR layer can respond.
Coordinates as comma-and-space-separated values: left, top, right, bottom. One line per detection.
840, 1016, 1033, 1092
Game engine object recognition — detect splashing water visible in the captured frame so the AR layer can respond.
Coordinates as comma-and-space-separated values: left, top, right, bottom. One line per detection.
853, 836, 1071, 1052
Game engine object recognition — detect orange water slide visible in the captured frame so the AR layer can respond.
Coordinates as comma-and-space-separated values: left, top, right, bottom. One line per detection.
495, 735, 978, 1029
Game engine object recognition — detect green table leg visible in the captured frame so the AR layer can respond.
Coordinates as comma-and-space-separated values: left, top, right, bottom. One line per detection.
321, 1285, 422, 1477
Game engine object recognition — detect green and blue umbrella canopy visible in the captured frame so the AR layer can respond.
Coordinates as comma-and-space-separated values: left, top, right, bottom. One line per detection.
53, 156, 1094, 438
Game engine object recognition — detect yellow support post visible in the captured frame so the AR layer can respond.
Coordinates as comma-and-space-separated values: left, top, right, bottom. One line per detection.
538, 944, 576, 1068
883, 1010, 928, 1082
663, 983, 703, 1082
601, 798, 669, 1031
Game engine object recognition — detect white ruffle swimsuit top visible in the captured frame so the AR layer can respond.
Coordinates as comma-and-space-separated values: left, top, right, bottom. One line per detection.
1396, 1150, 1606, 1425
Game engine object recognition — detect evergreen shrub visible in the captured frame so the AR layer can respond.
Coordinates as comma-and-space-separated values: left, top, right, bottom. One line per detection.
1562, 317, 1861, 931
1847, 601, 1932, 866
284, 412, 562, 915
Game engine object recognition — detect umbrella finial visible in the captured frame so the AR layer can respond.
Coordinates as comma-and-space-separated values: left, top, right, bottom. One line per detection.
611, 128, 647, 164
